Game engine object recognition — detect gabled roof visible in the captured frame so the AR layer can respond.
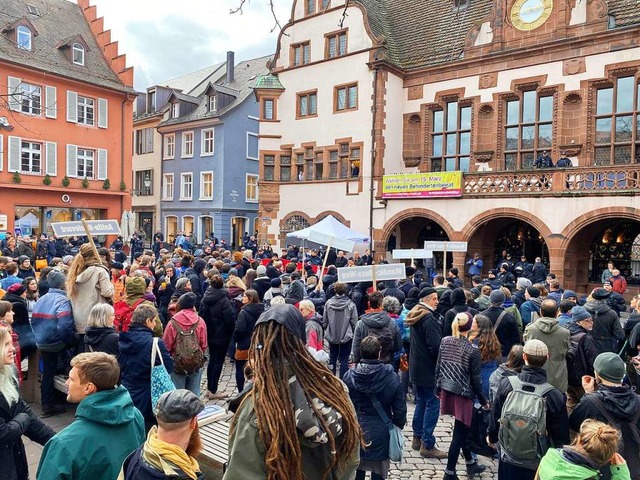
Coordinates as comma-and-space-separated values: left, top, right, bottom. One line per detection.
1, 16, 39, 36
159, 54, 272, 128
205, 82, 239, 97
159, 62, 226, 96
167, 91, 200, 105
354, 0, 640, 70
0, 0, 132, 93
55, 33, 90, 51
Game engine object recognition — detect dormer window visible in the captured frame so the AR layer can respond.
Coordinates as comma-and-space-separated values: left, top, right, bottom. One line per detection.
172, 103, 180, 118
16, 25, 31, 50
72, 43, 85, 65
209, 95, 217, 112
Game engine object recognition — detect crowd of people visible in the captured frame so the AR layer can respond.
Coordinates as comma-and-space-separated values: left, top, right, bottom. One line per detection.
0, 231, 639, 480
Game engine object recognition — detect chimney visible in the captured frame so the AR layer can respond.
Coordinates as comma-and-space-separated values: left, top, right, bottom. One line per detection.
226, 51, 235, 83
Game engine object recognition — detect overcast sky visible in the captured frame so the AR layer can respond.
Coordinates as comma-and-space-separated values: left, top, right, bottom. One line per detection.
89, 0, 292, 90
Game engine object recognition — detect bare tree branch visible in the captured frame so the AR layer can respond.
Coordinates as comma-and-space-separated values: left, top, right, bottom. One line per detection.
230, 0, 285, 34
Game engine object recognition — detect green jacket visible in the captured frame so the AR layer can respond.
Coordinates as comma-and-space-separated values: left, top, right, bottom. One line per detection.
37, 385, 145, 480
223, 394, 359, 480
537, 448, 631, 480
524, 317, 571, 392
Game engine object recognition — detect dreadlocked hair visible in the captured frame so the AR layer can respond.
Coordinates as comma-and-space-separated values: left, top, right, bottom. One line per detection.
234, 321, 363, 480
65, 244, 105, 298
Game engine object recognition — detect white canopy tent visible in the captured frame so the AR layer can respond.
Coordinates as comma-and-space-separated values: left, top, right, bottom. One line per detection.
285, 215, 369, 253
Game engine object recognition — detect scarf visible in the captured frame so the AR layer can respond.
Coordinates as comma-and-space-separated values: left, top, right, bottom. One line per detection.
142, 426, 201, 480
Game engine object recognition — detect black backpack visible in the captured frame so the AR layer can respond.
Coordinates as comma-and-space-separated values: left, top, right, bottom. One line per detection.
566, 331, 588, 387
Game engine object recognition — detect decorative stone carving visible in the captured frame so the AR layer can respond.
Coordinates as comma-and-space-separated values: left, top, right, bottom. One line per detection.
479, 73, 497, 89
608, 66, 639, 78
563, 92, 583, 104
563, 58, 585, 76
473, 151, 494, 162
408, 85, 423, 101
478, 103, 494, 115
559, 144, 583, 157
403, 157, 422, 168
590, 0, 608, 19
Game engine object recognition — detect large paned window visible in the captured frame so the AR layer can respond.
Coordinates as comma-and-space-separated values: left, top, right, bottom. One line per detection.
200, 172, 213, 200
263, 155, 275, 181
246, 174, 258, 202
20, 141, 41, 174
164, 134, 175, 159
135, 127, 154, 155
326, 31, 347, 59
335, 84, 357, 111
594, 76, 640, 165
431, 101, 472, 172
504, 91, 553, 170
77, 95, 95, 126
297, 91, 317, 118
262, 99, 274, 120
163, 174, 174, 200
182, 132, 194, 158
180, 173, 193, 200
280, 155, 292, 181
17, 26, 32, 50
77, 148, 94, 178
202, 129, 214, 156
292, 42, 311, 67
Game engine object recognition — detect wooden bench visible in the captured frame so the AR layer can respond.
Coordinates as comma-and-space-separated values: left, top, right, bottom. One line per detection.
198, 420, 230, 473
53, 375, 69, 394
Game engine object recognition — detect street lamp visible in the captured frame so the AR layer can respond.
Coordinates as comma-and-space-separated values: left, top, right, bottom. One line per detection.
131, 176, 152, 196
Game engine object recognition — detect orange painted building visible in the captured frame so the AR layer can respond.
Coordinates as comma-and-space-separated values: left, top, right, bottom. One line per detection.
0, 0, 134, 238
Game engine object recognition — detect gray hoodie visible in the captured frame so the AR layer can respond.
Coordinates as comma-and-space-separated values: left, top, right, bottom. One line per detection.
322, 294, 358, 345
351, 310, 402, 364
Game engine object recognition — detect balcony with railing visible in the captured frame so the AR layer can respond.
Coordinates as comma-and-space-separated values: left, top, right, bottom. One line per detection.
463, 164, 640, 196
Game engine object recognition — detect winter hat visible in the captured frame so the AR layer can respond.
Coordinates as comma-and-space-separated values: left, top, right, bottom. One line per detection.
177, 292, 197, 311
228, 268, 239, 277
7, 284, 26, 295
592, 288, 610, 300
125, 276, 146, 297
490, 289, 506, 305
562, 290, 577, 300
18, 255, 29, 265
405, 266, 417, 277
270, 277, 282, 288
175, 277, 190, 290
47, 271, 66, 289
404, 287, 420, 310
526, 286, 540, 298
516, 277, 532, 290
256, 265, 267, 277
523, 339, 548, 357
62, 255, 74, 266
111, 262, 124, 270
457, 312, 474, 332
419, 287, 437, 299
571, 306, 591, 322
594, 352, 626, 383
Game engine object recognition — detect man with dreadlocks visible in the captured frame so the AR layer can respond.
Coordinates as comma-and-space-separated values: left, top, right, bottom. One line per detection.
224, 304, 362, 480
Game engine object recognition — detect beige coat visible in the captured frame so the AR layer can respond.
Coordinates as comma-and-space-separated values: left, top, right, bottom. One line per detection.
70, 265, 114, 334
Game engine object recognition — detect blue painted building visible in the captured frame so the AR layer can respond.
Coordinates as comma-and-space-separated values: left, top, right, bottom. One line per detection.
157, 52, 269, 247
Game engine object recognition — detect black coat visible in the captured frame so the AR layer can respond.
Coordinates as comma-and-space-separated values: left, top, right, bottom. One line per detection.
234, 303, 265, 351
343, 360, 406, 461
407, 304, 442, 387
200, 287, 236, 346
584, 300, 625, 354
2, 294, 34, 355
84, 327, 120, 356
0, 377, 55, 480
489, 366, 569, 447
482, 306, 521, 358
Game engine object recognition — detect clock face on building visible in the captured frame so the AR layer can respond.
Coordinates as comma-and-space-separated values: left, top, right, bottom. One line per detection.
510, 0, 553, 31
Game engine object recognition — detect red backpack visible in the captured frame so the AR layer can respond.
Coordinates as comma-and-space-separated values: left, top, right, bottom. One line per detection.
113, 298, 146, 332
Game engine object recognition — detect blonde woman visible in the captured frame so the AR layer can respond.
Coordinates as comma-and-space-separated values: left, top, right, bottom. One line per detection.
536, 419, 630, 480
66, 244, 114, 346
0, 325, 55, 480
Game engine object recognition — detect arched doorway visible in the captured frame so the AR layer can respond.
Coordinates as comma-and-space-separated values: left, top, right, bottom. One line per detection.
466, 218, 549, 272
564, 219, 640, 293
279, 213, 311, 248
387, 217, 451, 272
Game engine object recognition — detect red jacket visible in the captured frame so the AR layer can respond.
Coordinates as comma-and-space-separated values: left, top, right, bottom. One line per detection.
162, 309, 208, 355
611, 275, 628, 295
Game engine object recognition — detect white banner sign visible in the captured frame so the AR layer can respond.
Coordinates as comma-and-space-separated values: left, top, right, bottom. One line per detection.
337, 264, 406, 283
423, 241, 468, 252
392, 248, 433, 259
51, 220, 121, 237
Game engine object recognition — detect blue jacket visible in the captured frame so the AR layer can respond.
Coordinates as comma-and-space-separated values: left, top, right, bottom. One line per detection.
118, 325, 173, 429
343, 360, 406, 461
31, 288, 76, 352
0, 275, 21, 291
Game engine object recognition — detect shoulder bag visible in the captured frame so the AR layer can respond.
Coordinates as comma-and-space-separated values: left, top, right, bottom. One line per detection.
150, 337, 175, 408
370, 395, 404, 463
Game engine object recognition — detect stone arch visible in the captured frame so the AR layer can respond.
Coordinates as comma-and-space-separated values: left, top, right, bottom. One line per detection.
380, 208, 456, 248
315, 211, 350, 227
559, 206, 640, 250
460, 207, 553, 242
279, 211, 312, 247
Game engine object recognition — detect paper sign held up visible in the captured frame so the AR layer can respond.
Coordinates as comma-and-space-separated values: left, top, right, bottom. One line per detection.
51, 220, 121, 237
338, 264, 406, 283
392, 249, 433, 259
423, 241, 468, 252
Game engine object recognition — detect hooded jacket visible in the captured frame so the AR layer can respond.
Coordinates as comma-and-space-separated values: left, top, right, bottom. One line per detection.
567, 321, 599, 384
520, 296, 543, 327
162, 308, 208, 357
224, 376, 360, 480
199, 287, 235, 346
70, 265, 114, 334
234, 302, 264, 351
322, 294, 358, 345
118, 325, 173, 429
569, 384, 640, 479
443, 288, 478, 337
251, 275, 271, 301
343, 360, 406, 460
406, 303, 442, 387
36, 385, 145, 480
584, 300, 624, 354
484, 305, 521, 358
351, 310, 402, 364
30, 288, 75, 352
537, 447, 631, 480
84, 326, 119, 356
524, 317, 571, 393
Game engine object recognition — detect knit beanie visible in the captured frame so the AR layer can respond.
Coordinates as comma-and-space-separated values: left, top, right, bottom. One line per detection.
594, 352, 626, 383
